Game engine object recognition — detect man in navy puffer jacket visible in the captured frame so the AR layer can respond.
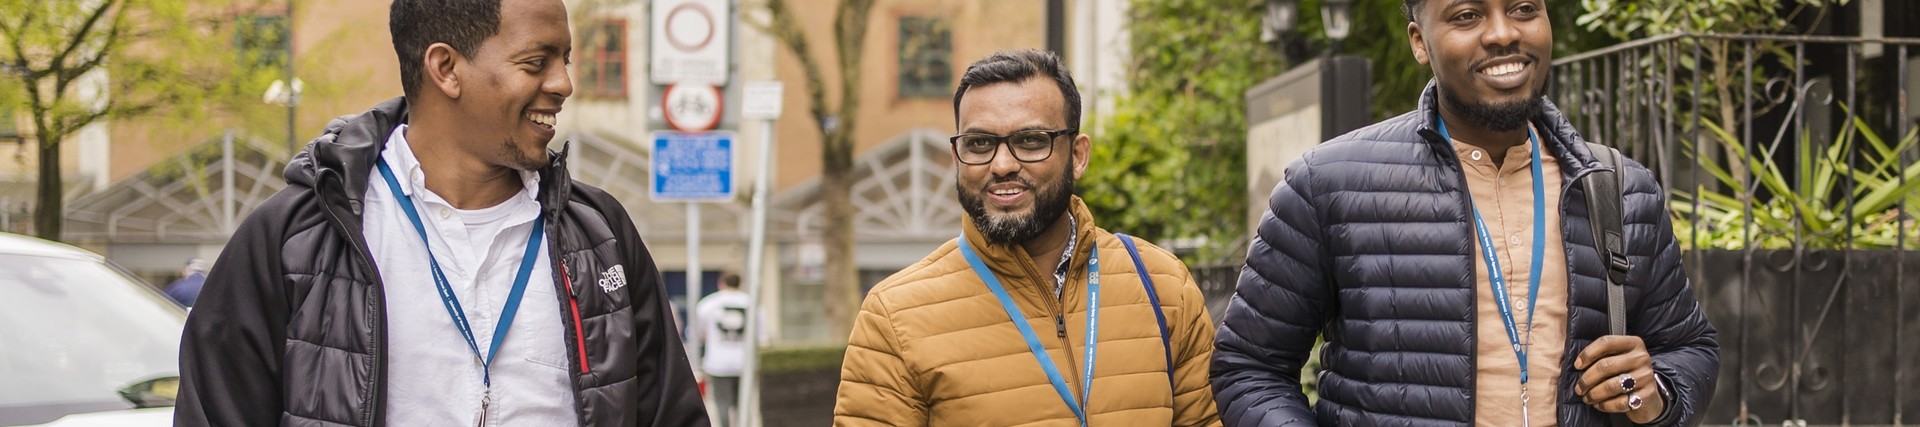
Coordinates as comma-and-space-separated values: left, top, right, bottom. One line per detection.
1211, 0, 1718, 425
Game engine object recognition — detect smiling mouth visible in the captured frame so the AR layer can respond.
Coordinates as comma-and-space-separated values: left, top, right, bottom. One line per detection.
528, 112, 556, 129
1481, 62, 1526, 77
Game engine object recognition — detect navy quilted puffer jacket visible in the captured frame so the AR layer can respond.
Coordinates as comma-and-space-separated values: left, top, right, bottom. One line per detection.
1212, 83, 1718, 426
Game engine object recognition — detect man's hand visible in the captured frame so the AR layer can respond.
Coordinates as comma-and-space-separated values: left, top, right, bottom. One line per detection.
1573, 335, 1664, 424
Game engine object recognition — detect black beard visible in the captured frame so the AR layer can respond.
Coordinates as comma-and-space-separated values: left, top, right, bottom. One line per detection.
958, 166, 1076, 246
1441, 68, 1553, 132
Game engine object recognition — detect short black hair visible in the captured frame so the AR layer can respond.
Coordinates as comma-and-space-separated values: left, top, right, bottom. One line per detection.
953, 49, 1082, 132
719, 272, 741, 289
390, 0, 504, 99
1403, 0, 1424, 22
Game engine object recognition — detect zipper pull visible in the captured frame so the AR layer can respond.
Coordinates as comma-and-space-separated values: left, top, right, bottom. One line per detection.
1056, 315, 1067, 338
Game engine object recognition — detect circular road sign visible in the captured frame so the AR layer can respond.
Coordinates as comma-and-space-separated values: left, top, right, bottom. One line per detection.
663, 83, 723, 132
664, 2, 716, 53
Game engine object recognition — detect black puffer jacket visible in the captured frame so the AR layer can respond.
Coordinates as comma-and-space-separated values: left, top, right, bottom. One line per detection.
175, 97, 709, 426
1212, 83, 1718, 426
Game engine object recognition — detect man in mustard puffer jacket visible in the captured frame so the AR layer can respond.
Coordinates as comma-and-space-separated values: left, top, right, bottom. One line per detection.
831, 49, 1222, 426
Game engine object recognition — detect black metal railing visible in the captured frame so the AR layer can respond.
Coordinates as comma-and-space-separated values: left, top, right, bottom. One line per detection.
1553, 33, 1919, 426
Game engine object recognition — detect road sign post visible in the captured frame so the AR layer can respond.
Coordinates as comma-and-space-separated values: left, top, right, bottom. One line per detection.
736, 80, 780, 427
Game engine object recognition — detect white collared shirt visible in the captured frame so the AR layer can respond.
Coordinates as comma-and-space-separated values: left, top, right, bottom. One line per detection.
364, 124, 578, 426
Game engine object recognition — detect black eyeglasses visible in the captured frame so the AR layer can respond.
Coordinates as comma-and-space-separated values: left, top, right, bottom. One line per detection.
948, 128, 1077, 165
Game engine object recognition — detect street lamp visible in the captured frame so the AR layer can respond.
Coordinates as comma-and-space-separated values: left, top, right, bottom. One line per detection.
1262, 0, 1298, 44
1320, 0, 1354, 52
263, 78, 302, 154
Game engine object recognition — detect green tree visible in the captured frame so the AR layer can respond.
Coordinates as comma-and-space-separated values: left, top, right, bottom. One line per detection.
1080, 0, 1283, 263
1, 0, 277, 240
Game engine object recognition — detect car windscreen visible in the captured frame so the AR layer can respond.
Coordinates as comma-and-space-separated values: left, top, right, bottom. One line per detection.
0, 253, 186, 424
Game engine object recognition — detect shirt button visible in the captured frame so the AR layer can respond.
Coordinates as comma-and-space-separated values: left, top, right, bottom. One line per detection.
1509, 235, 1523, 245
1470, 150, 1484, 161
438, 208, 450, 219
1513, 297, 1527, 309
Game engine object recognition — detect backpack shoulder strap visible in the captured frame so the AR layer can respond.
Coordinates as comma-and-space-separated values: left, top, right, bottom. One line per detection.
1582, 142, 1632, 336
1116, 233, 1176, 394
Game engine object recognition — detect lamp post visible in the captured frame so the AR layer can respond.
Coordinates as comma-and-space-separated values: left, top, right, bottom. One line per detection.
1315, 0, 1367, 142
263, 78, 302, 155
1320, 0, 1353, 53
1262, 0, 1297, 45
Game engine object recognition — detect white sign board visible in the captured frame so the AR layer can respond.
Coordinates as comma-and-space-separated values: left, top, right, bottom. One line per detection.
650, 0, 730, 85
651, 131, 735, 201
741, 81, 784, 120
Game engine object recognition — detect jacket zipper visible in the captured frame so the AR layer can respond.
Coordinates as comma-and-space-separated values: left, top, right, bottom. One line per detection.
558, 263, 591, 373
1426, 128, 1482, 424
1017, 236, 1083, 413
315, 171, 392, 426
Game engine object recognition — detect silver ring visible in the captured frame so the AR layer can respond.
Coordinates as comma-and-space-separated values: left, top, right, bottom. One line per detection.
1619, 374, 1636, 393
1626, 394, 1644, 411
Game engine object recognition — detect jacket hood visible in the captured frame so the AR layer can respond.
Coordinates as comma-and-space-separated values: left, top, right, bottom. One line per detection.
283, 96, 575, 216
1411, 80, 1611, 176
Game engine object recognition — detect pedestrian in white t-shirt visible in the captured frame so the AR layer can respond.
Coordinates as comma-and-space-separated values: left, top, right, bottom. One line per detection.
693, 272, 753, 426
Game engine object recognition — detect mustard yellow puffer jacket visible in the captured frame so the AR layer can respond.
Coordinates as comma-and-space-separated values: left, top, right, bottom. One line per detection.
834, 199, 1221, 426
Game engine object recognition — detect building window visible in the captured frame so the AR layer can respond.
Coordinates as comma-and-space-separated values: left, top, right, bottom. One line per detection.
897, 16, 952, 98
234, 15, 290, 69
580, 19, 627, 99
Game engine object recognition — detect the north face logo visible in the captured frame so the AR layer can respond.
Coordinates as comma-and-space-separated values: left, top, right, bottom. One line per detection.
597, 265, 626, 293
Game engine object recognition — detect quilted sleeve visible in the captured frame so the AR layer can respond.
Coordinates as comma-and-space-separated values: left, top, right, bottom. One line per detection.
1212, 154, 1333, 427
1620, 159, 1719, 427
833, 292, 927, 426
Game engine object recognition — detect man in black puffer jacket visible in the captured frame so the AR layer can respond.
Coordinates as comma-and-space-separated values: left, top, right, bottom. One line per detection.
174, 0, 707, 425
1211, 0, 1717, 426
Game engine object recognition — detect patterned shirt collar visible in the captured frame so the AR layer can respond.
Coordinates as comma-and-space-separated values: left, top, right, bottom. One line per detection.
1052, 214, 1078, 299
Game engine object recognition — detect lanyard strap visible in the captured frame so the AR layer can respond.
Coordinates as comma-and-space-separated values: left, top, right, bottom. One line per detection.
377, 159, 544, 388
958, 237, 1100, 425
1438, 119, 1548, 385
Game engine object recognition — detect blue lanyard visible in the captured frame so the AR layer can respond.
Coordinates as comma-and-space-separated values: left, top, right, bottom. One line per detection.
959, 237, 1100, 425
376, 159, 544, 388
1438, 119, 1547, 385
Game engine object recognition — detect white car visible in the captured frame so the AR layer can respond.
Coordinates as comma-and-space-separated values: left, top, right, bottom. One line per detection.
0, 232, 183, 426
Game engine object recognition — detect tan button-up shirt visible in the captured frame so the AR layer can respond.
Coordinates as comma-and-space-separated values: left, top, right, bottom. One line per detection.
1452, 127, 1569, 427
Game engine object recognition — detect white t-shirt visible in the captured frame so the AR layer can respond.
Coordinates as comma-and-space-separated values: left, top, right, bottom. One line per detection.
693, 289, 754, 377
365, 124, 577, 426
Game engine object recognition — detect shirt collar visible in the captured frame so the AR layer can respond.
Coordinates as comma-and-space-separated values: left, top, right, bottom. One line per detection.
1052, 214, 1078, 298
380, 124, 543, 207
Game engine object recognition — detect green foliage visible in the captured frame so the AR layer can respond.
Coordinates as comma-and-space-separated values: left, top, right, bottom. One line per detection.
1080, 0, 1281, 264
1670, 107, 1920, 250
758, 344, 846, 375
1, 0, 287, 238
1576, 0, 1845, 39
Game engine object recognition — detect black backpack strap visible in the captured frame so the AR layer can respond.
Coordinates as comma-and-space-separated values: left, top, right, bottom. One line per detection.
1583, 143, 1634, 427
1116, 234, 1176, 395
1583, 143, 1631, 336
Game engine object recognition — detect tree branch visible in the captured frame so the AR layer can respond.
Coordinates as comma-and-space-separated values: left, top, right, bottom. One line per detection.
55, 0, 127, 92
765, 0, 833, 132
828, 0, 873, 153
48, 0, 120, 76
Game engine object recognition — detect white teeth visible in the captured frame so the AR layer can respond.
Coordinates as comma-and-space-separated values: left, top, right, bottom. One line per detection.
529, 112, 556, 127
991, 188, 1021, 196
1483, 63, 1523, 76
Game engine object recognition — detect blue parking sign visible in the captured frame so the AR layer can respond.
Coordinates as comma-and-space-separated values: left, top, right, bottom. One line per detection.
651, 131, 734, 201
